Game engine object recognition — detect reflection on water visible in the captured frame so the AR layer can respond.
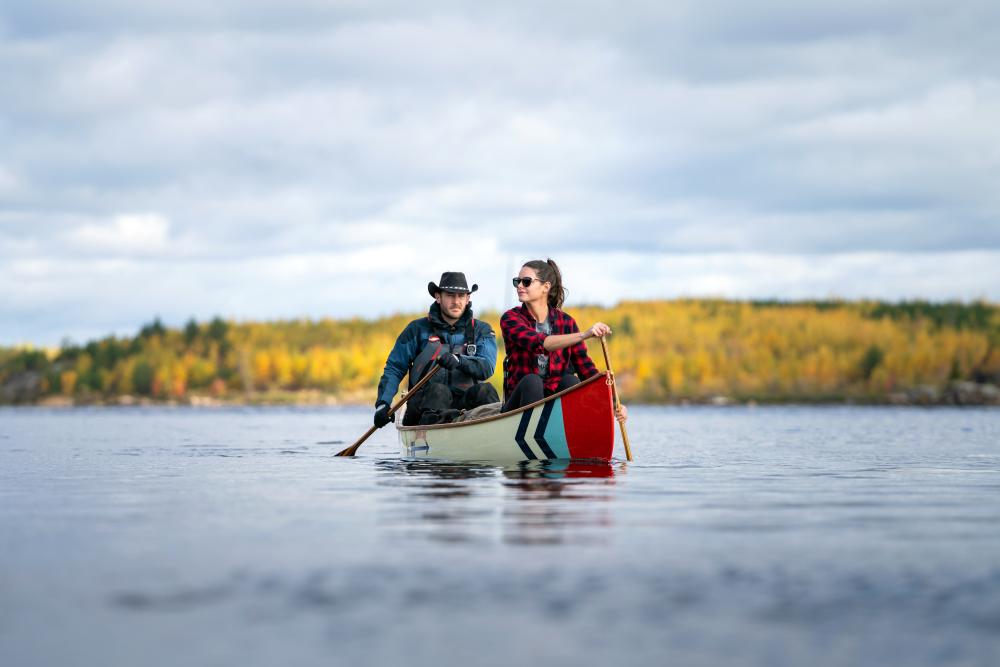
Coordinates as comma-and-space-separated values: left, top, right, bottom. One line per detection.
502, 461, 616, 545
376, 458, 497, 498
376, 458, 618, 545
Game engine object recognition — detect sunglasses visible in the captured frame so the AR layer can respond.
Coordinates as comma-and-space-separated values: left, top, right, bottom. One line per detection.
512, 277, 543, 288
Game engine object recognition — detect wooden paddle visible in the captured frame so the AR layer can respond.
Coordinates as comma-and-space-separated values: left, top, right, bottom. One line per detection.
335, 364, 442, 457
599, 336, 633, 461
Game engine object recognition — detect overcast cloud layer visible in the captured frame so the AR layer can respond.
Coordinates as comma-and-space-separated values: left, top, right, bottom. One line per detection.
2, 1, 999, 344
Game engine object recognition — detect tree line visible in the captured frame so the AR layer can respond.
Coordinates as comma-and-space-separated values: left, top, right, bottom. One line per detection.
1, 300, 998, 405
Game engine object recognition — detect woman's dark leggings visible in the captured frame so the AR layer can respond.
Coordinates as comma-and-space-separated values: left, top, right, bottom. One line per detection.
502, 373, 579, 412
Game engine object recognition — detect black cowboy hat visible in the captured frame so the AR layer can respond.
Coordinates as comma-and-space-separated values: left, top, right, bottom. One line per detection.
428, 271, 478, 297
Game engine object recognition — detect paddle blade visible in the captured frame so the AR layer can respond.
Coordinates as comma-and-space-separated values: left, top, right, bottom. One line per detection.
335, 425, 377, 456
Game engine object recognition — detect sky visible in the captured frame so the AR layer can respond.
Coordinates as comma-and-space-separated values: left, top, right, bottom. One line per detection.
2, 1, 999, 345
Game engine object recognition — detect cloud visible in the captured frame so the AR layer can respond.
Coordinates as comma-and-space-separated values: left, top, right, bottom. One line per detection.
1, 1, 998, 344
0, 165, 21, 194
66, 213, 171, 255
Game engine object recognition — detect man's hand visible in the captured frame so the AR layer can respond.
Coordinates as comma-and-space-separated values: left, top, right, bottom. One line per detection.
437, 353, 461, 371
373, 401, 394, 428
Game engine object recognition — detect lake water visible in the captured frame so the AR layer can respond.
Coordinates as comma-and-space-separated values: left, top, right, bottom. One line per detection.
2, 406, 999, 666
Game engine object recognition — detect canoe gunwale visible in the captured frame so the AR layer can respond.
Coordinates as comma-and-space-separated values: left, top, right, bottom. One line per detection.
395, 371, 610, 432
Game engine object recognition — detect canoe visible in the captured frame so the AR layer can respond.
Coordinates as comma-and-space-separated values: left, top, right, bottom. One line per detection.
397, 372, 617, 462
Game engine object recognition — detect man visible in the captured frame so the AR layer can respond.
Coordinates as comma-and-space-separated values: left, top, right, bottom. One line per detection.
373, 272, 499, 428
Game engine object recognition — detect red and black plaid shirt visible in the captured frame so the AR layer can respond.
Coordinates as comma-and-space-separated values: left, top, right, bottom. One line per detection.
500, 304, 599, 398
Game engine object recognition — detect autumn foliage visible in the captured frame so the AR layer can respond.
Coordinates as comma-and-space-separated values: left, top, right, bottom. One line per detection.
2, 301, 998, 405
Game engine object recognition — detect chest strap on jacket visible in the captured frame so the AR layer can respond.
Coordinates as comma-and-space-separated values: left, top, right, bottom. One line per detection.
426, 315, 477, 356
466, 318, 477, 355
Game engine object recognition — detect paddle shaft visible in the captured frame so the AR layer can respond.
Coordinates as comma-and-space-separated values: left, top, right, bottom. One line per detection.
599, 336, 633, 461
335, 364, 442, 457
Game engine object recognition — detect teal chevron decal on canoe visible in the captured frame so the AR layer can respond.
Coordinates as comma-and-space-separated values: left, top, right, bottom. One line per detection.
544, 398, 571, 459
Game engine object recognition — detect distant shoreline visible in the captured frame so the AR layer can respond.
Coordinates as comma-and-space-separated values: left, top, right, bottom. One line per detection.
16, 381, 1000, 409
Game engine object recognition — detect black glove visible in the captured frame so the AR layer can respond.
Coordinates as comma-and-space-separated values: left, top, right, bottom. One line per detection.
457, 356, 479, 376
436, 353, 461, 371
373, 401, 394, 428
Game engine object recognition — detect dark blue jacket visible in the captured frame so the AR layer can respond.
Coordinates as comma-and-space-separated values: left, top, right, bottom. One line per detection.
376, 303, 497, 406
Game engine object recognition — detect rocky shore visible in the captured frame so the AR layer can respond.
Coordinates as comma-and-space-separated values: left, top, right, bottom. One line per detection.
887, 381, 1000, 406
0, 371, 363, 407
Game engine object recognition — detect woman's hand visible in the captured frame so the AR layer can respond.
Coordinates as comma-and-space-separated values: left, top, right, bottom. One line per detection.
615, 403, 628, 423
586, 322, 613, 339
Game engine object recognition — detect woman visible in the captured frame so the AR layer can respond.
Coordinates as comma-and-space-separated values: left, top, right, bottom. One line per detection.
500, 258, 627, 422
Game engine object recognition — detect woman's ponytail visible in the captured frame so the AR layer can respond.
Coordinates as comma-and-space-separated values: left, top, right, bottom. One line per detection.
522, 258, 567, 310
